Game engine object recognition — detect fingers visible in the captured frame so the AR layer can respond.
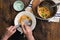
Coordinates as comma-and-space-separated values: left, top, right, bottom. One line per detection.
21, 24, 26, 34
24, 24, 31, 31
11, 26, 16, 31
21, 23, 31, 33
12, 29, 16, 34
7, 26, 16, 32
4, 26, 16, 39
7, 26, 13, 30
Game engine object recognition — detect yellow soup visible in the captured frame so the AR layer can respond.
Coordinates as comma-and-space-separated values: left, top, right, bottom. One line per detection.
19, 15, 32, 25
37, 6, 51, 19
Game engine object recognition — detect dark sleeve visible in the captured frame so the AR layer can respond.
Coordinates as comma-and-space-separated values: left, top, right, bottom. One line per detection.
8, 30, 26, 40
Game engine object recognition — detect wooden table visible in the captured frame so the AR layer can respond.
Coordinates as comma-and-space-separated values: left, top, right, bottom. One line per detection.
0, 0, 60, 40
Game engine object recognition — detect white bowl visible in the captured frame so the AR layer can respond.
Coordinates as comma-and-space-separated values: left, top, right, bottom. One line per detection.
14, 11, 36, 33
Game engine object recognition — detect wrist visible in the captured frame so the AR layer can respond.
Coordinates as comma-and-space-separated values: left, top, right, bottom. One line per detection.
2, 38, 7, 40
27, 34, 35, 40
2, 35, 9, 40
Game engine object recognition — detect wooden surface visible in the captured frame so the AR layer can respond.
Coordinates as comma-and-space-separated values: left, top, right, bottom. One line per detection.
0, 0, 31, 39
32, 0, 60, 40
0, 0, 60, 40
33, 19, 60, 40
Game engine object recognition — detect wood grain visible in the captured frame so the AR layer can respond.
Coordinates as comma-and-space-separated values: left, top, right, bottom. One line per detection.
32, 0, 60, 40
0, 0, 31, 39
0, 0, 60, 40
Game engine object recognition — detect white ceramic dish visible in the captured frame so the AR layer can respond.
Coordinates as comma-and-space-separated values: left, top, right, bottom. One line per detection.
14, 11, 36, 33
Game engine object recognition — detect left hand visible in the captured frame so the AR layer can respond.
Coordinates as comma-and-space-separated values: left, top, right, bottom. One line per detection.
2, 26, 16, 40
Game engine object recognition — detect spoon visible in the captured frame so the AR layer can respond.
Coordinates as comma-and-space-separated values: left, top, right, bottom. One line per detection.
23, 20, 31, 26
51, 3, 60, 7
16, 20, 31, 28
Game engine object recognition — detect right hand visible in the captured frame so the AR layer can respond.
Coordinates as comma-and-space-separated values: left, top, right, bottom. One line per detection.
22, 24, 35, 40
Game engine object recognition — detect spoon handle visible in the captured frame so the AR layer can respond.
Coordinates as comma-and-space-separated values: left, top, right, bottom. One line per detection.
15, 23, 21, 28
52, 3, 60, 7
